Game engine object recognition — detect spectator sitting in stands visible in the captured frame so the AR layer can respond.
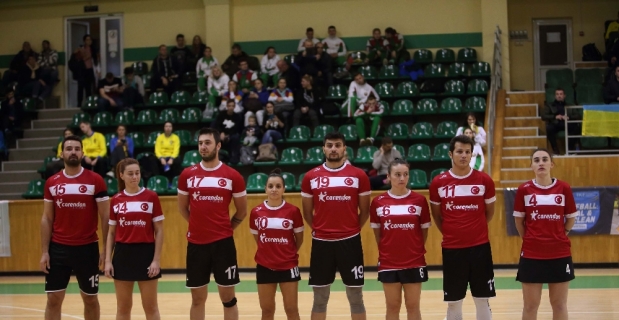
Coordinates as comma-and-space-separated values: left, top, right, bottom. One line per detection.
98, 72, 124, 112
38, 40, 59, 86
462, 127, 484, 171
243, 115, 262, 147
108, 125, 134, 175
45, 128, 74, 178
322, 26, 347, 68
245, 79, 269, 125
222, 44, 250, 78
276, 60, 301, 92
207, 66, 229, 109
155, 121, 182, 182
293, 75, 321, 129
297, 27, 320, 52
18, 55, 53, 102
232, 60, 257, 94
605, 11, 619, 49
170, 34, 194, 75
604, 65, 619, 104
260, 47, 280, 88
297, 40, 321, 79
220, 80, 244, 115
269, 78, 295, 126
455, 112, 487, 147
214, 100, 243, 164
1, 42, 37, 92
196, 46, 218, 92
608, 39, 619, 70
541, 88, 580, 155
344, 72, 380, 117
354, 94, 384, 146
79, 120, 108, 178
316, 42, 333, 88
369, 137, 402, 190
261, 101, 286, 144
151, 44, 180, 96
366, 28, 389, 68
121, 67, 144, 109
191, 35, 207, 61
384, 27, 409, 65
1, 88, 24, 141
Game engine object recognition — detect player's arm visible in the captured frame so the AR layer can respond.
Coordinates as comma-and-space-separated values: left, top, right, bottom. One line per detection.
514, 217, 525, 238
485, 201, 495, 223
104, 224, 116, 277
39, 201, 55, 273
149, 220, 164, 278
252, 234, 259, 244
422, 228, 429, 244
231, 195, 248, 230
564, 184, 578, 235
302, 197, 314, 227
294, 231, 304, 251
178, 193, 190, 222
97, 199, 110, 268
358, 194, 370, 227
564, 217, 575, 235
372, 228, 380, 246
430, 203, 443, 233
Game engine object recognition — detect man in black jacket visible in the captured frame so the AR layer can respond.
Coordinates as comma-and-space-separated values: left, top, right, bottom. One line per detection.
293, 75, 322, 129
221, 44, 260, 78
151, 45, 181, 96
604, 66, 619, 104
2, 42, 37, 93
541, 88, 581, 154
214, 100, 243, 164
277, 60, 301, 92
170, 34, 194, 75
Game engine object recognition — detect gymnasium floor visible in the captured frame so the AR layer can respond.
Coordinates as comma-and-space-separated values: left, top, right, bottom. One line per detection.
1, 269, 618, 319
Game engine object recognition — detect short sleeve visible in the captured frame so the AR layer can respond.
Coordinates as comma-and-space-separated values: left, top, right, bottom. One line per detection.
231, 169, 247, 198
358, 171, 371, 196
513, 186, 526, 218
94, 174, 109, 202
249, 208, 258, 235
43, 178, 53, 202
292, 206, 304, 233
429, 179, 441, 205
108, 197, 117, 225
483, 174, 496, 204
369, 198, 380, 229
563, 183, 578, 218
152, 193, 165, 222
300, 172, 313, 198
419, 196, 432, 229
177, 169, 188, 195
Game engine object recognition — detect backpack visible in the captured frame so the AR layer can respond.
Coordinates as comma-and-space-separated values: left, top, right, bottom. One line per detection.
582, 43, 602, 61
255, 143, 278, 162
420, 79, 444, 93
240, 146, 256, 165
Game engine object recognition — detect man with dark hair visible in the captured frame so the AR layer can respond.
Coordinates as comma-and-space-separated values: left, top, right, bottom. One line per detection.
277, 60, 301, 92
541, 88, 580, 154
301, 131, 371, 320
170, 34, 194, 75
40, 133, 109, 320
298, 27, 320, 52
429, 135, 496, 320
151, 44, 181, 96
79, 121, 108, 178
297, 39, 321, 79
38, 40, 59, 86
0, 87, 24, 137
384, 27, 409, 65
214, 100, 243, 165
232, 60, 257, 93
369, 137, 402, 190
177, 127, 247, 320
222, 44, 250, 78
322, 25, 347, 67
121, 67, 145, 108
294, 75, 322, 129
1, 42, 37, 92
366, 28, 389, 68
97, 72, 124, 112
604, 65, 619, 104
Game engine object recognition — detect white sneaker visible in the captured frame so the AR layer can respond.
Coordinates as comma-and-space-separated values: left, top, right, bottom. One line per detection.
106, 171, 115, 178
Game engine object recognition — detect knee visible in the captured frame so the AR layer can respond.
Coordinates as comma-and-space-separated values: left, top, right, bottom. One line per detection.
385, 298, 401, 313
261, 303, 276, 316
82, 295, 99, 308
191, 291, 207, 306
312, 286, 331, 313
117, 299, 133, 314
46, 293, 64, 309
549, 299, 567, 312
523, 300, 540, 313
404, 299, 420, 313
283, 304, 298, 316
345, 287, 366, 314
141, 301, 159, 315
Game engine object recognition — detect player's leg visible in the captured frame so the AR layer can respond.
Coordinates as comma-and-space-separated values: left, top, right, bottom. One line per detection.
137, 280, 161, 320
74, 243, 101, 320
548, 282, 570, 320
335, 235, 366, 319
309, 238, 337, 320
403, 283, 422, 320
441, 247, 469, 320
257, 283, 278, 320
114, 280, 134, 320
190, 287, 208, 320
279, 281, 301, 320
186, 243, 213, 320
521, 283, 543, 320
382, 282, 403, 320
212, 237, 240, 320
217, 286, 238, 320
369, 115, 381, 139
547, 256, 574, 320
468, 243, 496, 320
45, 242, 74, 319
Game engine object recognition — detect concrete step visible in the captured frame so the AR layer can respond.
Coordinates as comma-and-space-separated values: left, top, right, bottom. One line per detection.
501, 156, 531, 168
24, 127, 67, 139
0, 182, 29, 194
500, 168, 532, 181
8, 147, 54, 161
503, 127, 539, 137
2, 160, 44, 172
505, 104, 538, 117
37, 107, 80, 120
505, 116, 544, 128
503, 136, 547, 148
17, 137, 59, 149
502, 146, 538, 157
500, 180, 528, 188
0, 171, 41, 183
32, 118, 72, 130
0, 193, 26, 200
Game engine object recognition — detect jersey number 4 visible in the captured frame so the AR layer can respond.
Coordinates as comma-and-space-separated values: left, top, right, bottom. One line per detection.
528, 194, 538, 206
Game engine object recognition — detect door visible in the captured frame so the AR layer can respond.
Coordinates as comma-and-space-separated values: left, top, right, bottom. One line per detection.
66, 21, 90, 108
99, 16, 124, 77
533, 19, 573, 90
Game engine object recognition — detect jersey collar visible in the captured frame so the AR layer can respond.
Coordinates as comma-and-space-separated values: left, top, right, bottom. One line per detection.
264, 200, 286, 210
388, 189, 411, 199
62, 167, 84, 179
532, 178, 557, 189
322, 161, 348, 172
448, 168, 473, 180
123, 187, 145, 196
200, 161, 222, 171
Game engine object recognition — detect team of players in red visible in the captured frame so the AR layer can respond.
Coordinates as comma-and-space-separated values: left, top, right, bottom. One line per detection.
39, 129, 577, 320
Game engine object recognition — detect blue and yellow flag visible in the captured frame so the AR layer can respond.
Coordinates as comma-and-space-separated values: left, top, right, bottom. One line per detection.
582, 105, 619, 138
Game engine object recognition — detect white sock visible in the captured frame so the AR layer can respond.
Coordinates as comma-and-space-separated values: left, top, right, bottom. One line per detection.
473, 298, 492, 320
446, 300, 463, 320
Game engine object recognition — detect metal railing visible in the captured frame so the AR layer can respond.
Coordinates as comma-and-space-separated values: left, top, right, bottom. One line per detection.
486, 26, 503, 174
564, 105, 619, 154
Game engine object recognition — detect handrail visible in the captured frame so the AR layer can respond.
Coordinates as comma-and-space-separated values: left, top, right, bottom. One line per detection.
486, 26, 503, 174
564, 105, 619, 154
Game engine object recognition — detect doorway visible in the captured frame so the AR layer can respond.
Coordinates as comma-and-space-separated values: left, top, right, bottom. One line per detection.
64, 14, 123, 108
533, 19, 573, 91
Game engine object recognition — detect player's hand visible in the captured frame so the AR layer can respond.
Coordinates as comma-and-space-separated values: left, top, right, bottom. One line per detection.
40, 252, 50, 274
99, 252, 105, 271
104, 261, 114, 278
147, 261, 160, 278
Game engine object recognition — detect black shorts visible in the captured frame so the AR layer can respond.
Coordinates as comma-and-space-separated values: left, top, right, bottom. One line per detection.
378, 267, 429, 284
112, 242, 161, 282
186, 237, 239, 288
517, 256, 575, 283
309, 234, 364, 287
442, 242, 496, 302
45, 242, 100, 295
256, 264, 301, 284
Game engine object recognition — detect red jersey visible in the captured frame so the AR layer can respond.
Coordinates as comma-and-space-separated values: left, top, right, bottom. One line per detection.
249, 201, 304, 270
43, 168, 108, 246
177, 161, 246, 244
370, 190, 431, 271
513, 179, 577, 260
109, 188, 164, 244
429, 169, 496, 249
301, 162, 371, 240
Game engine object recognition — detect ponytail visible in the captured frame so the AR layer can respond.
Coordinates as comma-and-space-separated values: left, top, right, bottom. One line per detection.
115, 158, 139, 191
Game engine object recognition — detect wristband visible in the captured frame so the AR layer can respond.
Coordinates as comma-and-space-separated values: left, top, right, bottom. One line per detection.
565, 229, 571, 235
232, 217, 243, 224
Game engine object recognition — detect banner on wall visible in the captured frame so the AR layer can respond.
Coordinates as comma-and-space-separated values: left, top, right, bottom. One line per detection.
504, 187, 619, 236
0, 200, 10, 257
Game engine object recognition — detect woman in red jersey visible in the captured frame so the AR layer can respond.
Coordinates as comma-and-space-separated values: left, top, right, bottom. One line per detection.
104, 158, 164, 319
370, 159, 431, 320
514, 148, 577, 320
249, 169, 304, 320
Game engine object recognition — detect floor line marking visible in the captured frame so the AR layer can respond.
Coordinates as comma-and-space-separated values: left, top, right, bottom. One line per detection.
0, 305, 84, 319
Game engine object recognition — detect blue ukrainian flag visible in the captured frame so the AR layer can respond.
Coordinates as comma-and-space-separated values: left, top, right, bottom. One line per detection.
582, 105, 619, 138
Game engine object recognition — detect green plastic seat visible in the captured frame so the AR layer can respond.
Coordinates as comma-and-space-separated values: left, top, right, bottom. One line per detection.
70, 113, 91, 128
113, 110, 134, 125
378, 101, 390, 114
81, 96, 99, 111
284, 54, 296, 65
471, 62, 491, 77
129, 132, 144, 148
610, 138, 619, 148
423, 63, 445, 78
345, 146, 355, 162
147, 175, 170, 195
348, 51, 367, 66
279, 147, 303, 165
379, 65, 399, 79
247, 173, 269, 193
156, 108, 180, 124
429, 168, 449, 182
355, 146, 378, 164
440, 98, 463, 114
191, 90, 209, 104
467, 79, 489, 95
21, 97, 37, 112
413, 49, 433, 64
394, 81, 419, 98
295, 173, 305, 191
144, 131, 162, 148
142, 74, 151, 89
358, 66, 378, 80
169, 91, 190, 106
444, 80, 465, 96
575, 68, 605, 85
22, 179, 45, 199
135, 109, 156, 125
464, 96, 487, 112
91, 111, 112, 128
326, 84, 347, 100
415, 98, 438, 114
407, 144, 431, 162
104, 133, 117, 149
390, 99, 414, 116
386, 123, 409, 140
105, 177, 118, 196
375, 82, 394, 97
37, 156, 56, 173
287, 125, 311, 142
281, 172, 296, 189
167, 176, 179, 195
182, 150, 201, 167
179, 107, 202, 124
146, 91, 168, 107
576, 85, 604, 104
175, 130, 192, 146
457, 48, 477, 63
448, 63, 468, 78
410, 122, 434, 139
136, 152, 154, 161
408, 169, 428, 189
334, 66, 352, 80
435, 121, 458, 138
580, 137, 608, 149
311, 124, 335, 142
432, 143, 451, 161
336, 124, 357, 142
435, 49, 455, 64
132, 61, 148, 76
393, 144, 405, 157
545, 69, 573, 88
305, 146, 325, 165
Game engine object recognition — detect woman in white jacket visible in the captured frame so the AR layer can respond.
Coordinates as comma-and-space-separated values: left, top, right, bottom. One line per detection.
196, 46, 219, 91
463, 127, 484, 171
455, 112, 487, 147
260, 46, 280, 88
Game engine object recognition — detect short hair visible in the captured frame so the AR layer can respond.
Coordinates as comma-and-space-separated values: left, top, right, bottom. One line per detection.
306, 27, 314, 33
205, 46, 212, 51
83, 34, 91, 41
555, 87, 565, 93
253, 78, 263, 85
264, 46, 275, 54
61, 135, 83, 151
328, 25, 336, 30
372, 28, 381, 33
449, 135, 475, 153
42, 40, 50, 45
198, 127, 221, 145
385, 27, 396, 35
367, 94, 377, 101
79, 120, 91, 126
231, 43, 241, 50
163, 121, 173, 127
387, 158, 410, 174
323, 131, 346, 145
226, 99, 236, 106
238, 59, 248, 66
176, 34, 184, 40
105, 72, 114, 79
123, 67, 134, 75
530, 148, 554, 163
248, 115, 257, 120
381, 136, 393, 145
302, 74, 313, 84
63, 128, 74, 135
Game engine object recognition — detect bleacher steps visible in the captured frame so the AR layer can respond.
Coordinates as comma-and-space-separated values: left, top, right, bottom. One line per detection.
18, 137, 59, 149
37, 108, 81, 120
503, 136, 546, 148
504, 127, 538, 137
8, 147, 54, 161
0, 171, 41, 182
502, 146, 537, 157
505, 116, 544, 128
505, 104, 538, 117
501, 156, 532, 168
24, 127, 69, 139
501, 168, 532, 181
500, 180, 529, 188
0, 193, 26, 200
0, 182, 29, 194
2, 160, 44, 172
32, 118, 72, 130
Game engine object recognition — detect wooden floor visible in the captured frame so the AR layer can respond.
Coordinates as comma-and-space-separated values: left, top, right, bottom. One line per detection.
1, 270, 619, 319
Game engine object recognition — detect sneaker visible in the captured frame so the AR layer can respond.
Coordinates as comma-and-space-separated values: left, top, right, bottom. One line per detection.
368, 137, 375, 145
106, 171, 115, 178
359, 138, 369, 146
